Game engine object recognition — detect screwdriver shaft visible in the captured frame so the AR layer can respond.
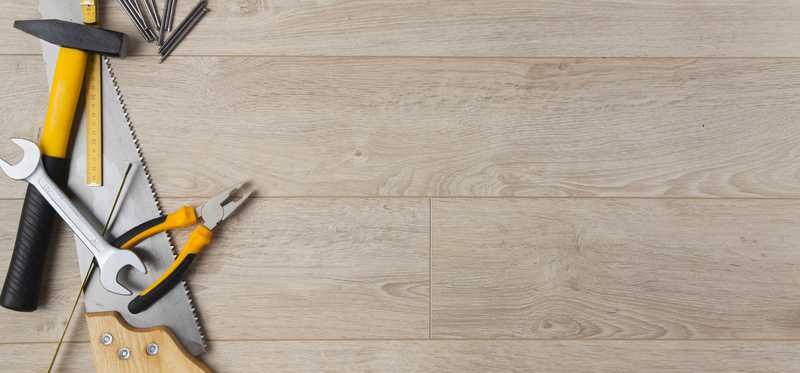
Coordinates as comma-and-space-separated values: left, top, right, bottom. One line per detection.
144, 0, 162, 31
163, 0, 177, 32
116, 0, 154, 41
159, 1, 209, 62
127, 0, 157, 40
160, 8, 209, 62
159, 0, 207, 52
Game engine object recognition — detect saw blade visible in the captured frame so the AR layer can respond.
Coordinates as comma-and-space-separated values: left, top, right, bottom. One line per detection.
38, 1, 207, 356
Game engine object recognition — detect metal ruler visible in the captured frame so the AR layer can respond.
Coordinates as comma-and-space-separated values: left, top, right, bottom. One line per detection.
83, 0, 102, 186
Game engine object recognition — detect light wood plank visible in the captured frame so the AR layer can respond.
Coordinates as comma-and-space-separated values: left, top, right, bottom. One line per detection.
102, 57, 800, 198
0, 198, 429, 342
0, 56, 48, 198
0, 1, 40, 54
3, 1, 800, 57
432, 198, 800, 339
7, 340, 800, 372
176, 197, 430, 339
4, 56, 800, 198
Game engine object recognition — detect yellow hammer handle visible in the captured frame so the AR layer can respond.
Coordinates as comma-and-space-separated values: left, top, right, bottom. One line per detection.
40, 47, 88, 158
0, 47, 89, 311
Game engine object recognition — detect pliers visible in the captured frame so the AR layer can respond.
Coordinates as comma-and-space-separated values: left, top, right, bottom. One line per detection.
112, 182, 253, 314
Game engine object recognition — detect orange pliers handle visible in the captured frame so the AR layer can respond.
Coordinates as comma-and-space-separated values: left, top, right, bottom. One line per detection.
111, 206, 213, 314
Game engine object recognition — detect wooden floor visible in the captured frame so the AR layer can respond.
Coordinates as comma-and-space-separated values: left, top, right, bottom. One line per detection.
1, 1, 800, 371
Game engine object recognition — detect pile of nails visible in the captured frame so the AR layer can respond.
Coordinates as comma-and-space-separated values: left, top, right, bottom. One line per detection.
116, 0, 209, 63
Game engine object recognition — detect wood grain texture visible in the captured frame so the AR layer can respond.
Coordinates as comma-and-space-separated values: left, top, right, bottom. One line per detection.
2, 1, 800, 57
3, 56, 799, 198
0, 1, 40, 54
0, 198, 429, 342
6, 340, 800, 372
431, 198, 800, 339
173, 197, 430, 340
109, 56, 800, 198
0, 0, 798, 371
0, 56, 48, 198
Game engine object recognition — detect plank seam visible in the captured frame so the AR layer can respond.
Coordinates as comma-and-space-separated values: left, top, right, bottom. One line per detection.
428, 197, 433, 340
6, 53, 800, 60
8, 338, 800, 345
4, 196, 800, 201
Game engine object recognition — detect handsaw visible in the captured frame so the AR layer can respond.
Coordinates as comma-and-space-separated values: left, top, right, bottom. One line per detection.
37, 0, 209, 369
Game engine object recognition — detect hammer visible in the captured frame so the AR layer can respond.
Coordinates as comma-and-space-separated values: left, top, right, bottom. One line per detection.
0, 20, 126, 312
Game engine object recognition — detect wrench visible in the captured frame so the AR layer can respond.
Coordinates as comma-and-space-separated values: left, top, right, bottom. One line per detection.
0, 139, 146, 295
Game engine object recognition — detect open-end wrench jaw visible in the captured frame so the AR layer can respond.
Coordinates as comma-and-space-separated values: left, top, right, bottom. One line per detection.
98, 250, 147, 296
0, 138, 40, 180
0, 138, 147, 295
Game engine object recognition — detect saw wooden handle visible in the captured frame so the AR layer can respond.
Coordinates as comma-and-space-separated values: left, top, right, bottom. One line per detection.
86, 312, 211, 373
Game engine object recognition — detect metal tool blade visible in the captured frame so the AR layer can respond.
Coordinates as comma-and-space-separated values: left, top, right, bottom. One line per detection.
38, 0, 207, 356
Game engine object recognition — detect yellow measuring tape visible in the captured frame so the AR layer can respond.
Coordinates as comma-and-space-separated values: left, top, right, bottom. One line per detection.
84, 53, 102, 186
83, 0, 102, 186
81, 0, 97, 24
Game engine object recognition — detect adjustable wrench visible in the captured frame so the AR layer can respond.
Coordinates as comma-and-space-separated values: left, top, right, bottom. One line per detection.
0, 139, 146, 295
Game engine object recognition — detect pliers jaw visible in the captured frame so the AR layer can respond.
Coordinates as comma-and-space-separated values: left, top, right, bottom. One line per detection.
197, 181, 253, 230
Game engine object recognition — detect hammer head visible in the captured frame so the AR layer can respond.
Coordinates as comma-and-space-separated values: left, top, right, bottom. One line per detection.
14, 19, 127, 57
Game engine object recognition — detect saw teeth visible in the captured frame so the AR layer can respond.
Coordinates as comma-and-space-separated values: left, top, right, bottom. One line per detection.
104, 56, 165, 216
103, 56, 208, 351
183, 280, 209, 349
